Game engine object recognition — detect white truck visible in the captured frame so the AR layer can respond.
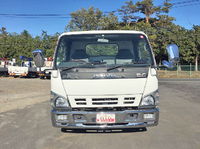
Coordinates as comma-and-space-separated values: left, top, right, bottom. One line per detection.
37, 61, 53, 79
33, 30, 179, 130
8, 56, 38, 78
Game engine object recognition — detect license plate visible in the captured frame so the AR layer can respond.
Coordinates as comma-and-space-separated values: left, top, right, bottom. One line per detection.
96, 114, 115, 123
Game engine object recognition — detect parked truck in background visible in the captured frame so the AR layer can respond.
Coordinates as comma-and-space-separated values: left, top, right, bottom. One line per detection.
8, 55, 38, 78
37, 60, 53, 79
0, 58, 9, 76
33, 30, 179, 130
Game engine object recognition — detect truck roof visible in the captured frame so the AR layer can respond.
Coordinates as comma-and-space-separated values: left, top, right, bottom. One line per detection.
59, 30, 146, 37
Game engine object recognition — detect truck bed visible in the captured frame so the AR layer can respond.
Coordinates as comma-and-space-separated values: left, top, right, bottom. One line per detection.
8, 66, 37, 77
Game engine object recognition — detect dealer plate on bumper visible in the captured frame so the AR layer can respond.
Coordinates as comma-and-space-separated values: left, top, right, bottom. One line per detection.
96, 114, 115, 123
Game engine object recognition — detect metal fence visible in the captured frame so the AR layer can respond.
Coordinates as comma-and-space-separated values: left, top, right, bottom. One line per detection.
158, 64, 200, 78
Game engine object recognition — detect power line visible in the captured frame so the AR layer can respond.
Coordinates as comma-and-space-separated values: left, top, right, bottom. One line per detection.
0, 0, 200, 18
0, 13, 71, 18
0, 14, 71, 17
171, 0, 200, 5
172, 2, 200, 8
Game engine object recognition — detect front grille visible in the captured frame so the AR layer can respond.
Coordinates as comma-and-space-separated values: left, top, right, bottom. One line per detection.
92, 98, 118, 105
124, 97, 135, 104
72, 96, 139, 107
75, 98, 86, 105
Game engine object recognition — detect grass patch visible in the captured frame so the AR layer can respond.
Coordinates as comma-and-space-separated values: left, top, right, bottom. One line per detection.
158, 70, 200, 78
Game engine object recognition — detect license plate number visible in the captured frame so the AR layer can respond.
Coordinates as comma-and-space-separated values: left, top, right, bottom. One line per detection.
96, 114, 115, 123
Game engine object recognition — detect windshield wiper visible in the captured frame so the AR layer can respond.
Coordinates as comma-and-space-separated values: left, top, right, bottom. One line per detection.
107, 65, 124, 72
61, 62, 106, 72
61, 66, 78, 72
107, 62, 151, 72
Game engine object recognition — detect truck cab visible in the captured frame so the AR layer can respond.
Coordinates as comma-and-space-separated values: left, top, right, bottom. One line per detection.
33, 30, 179, 130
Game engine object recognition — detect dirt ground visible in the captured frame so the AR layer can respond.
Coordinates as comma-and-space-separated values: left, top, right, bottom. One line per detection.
0, 78, 199, 149
0, 77, 50, 113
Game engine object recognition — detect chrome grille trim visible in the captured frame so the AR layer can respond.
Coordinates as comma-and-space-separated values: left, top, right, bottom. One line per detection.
71, 95, 141, 107
92, 98, 118, 105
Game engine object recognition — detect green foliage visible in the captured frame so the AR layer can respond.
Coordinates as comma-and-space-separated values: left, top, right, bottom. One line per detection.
136, 0, 161, 23
0, 28, 57, 62
86, 44, 118, 56
118, 0, 139, 26
65, 6, 118, 31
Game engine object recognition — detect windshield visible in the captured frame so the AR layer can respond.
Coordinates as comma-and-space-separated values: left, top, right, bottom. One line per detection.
55, 33, 154, 69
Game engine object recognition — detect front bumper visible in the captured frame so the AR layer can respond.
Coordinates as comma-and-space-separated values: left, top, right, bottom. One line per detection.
51, 108, 159, 129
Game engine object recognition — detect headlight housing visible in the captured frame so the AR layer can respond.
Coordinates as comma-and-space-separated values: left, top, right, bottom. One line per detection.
140, 90, 159, 106
51, 91, 70, 108
141, 95, 154, 106
55, 97, 69, 108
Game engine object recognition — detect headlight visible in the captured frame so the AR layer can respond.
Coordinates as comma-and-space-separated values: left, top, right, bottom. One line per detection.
55, 97, 69, 108
141, 95, 154, 106
140, 90, 159, 106
51, 91, 70, 108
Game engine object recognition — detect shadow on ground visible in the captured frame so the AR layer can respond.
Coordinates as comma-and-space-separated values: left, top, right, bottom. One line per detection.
61, 127, 147, 134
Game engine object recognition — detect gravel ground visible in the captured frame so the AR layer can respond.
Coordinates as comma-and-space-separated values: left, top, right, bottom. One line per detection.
0, 77, 50, 113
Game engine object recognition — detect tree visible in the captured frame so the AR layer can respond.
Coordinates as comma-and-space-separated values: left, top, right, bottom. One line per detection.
136, 0, 161, 23
40, 30, 56, 58
0, 27, 8, 37
100, 12, 119, 30
0, 29, 56, 62
118, 0, 139, 26
0, 27, 7, 57
19, 30, 33, 58
151, 0, 175, 65
160, 0, 172, 14
0, 27, 14, 58
192, 25, 200, 71
65, 6, 118, 31
66, 6, 103, 31
155, 0, 175, 28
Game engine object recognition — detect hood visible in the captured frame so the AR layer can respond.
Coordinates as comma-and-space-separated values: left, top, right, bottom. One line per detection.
62, 78, 147, 96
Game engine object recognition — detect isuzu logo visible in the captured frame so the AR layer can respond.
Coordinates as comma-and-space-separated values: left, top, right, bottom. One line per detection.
93, 73, 116, 79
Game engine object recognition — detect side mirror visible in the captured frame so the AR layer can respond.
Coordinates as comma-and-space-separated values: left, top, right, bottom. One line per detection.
32, 49, 45, 67
162, 44, 179, 68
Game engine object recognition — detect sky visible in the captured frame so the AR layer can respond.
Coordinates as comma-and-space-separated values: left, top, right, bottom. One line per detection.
0, 0, 200, 37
